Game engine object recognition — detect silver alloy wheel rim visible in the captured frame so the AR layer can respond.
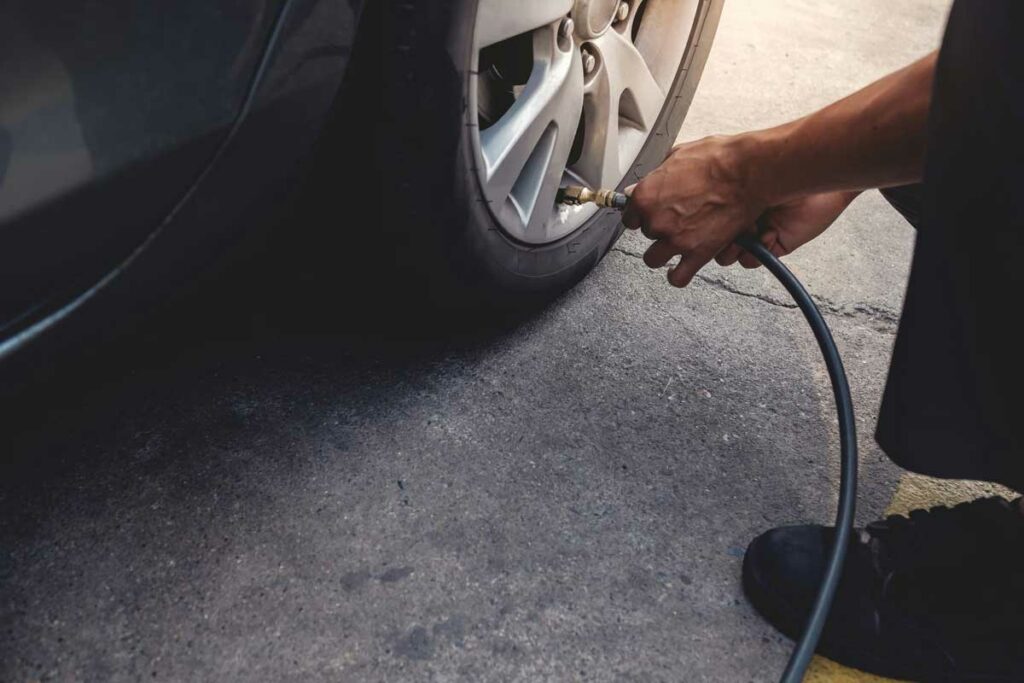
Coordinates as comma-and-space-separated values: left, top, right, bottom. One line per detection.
471, 0, 700, 244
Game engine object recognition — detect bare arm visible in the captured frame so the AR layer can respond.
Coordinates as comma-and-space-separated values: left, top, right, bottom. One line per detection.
623, 51, 937, 287
746, 52, 937, 203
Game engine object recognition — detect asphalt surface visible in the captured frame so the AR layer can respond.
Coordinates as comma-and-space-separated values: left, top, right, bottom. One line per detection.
3, 1, 953, 681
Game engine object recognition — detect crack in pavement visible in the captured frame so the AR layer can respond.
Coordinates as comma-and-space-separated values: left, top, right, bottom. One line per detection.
609, 246, 899, 333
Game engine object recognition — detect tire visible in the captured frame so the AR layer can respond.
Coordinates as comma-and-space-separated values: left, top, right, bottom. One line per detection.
362, 0, 723, 311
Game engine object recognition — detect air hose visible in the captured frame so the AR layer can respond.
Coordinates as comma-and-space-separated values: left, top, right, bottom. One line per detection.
733, 233, 857, 683
558, 187, 858, 682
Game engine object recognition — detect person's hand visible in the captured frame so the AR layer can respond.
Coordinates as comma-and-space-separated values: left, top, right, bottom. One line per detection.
622, 135, 770, 287
716, 190, 860, 269
622, 135, 859, 285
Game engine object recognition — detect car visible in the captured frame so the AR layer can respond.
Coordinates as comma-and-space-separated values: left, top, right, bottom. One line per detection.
0, 0, 722, 372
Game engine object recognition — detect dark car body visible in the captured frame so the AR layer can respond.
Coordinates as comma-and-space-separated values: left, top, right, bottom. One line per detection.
0, 0, 365, 368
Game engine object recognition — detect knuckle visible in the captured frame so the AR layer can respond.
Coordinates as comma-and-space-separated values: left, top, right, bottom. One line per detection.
632, 182, 655, 206
674, 235, 698, 252
646, 219, 670, 239
667, 143, 688, 158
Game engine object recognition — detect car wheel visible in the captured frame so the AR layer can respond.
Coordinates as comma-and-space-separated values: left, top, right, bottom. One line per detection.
364, 0, 723, 310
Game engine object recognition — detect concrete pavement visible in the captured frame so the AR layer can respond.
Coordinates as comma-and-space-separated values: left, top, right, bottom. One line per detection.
4, 1, 1001, 681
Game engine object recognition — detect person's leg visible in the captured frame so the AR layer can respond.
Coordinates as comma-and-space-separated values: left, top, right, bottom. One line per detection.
743, 0, 1024, 678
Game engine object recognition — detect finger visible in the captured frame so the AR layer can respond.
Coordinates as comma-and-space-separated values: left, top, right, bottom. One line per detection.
640, 220, 660, 241
640, 210, 676, 241
622, 198, 642, 230
715, 243, 743, 266
643, 239, 678, 269
738, 251, 762, 269
667, 248, 715, 288
622, 179, 652, 230
737, 226, 770, 268
738, 255, 762, 269
761, 230, 788, 258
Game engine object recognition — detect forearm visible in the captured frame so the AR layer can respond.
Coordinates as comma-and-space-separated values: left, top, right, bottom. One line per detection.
742, 52, 937, 204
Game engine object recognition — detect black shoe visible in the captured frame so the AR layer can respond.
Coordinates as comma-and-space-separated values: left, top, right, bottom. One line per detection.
742, 496, 1024, 682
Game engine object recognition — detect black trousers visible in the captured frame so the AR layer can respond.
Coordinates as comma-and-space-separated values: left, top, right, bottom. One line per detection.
874, 0, 1024, 492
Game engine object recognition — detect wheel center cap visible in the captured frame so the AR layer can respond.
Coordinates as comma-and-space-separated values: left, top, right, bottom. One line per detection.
572, 0, 619, 39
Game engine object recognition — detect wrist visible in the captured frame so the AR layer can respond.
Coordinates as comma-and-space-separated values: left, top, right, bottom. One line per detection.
729, 124, 802, 208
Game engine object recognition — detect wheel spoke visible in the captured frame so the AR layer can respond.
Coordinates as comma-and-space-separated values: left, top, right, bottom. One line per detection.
475, 0, 573, 49
573, 66, 618, 189
632, 0, 699, 91
595, 29, 664, 131
573, 30, 663, 188
479, 27, 583, 234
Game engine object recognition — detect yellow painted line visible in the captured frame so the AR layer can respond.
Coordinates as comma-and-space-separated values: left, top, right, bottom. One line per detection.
806, 655, 908, 682
802, 472, 1016, 682
882, 472, 1015, 519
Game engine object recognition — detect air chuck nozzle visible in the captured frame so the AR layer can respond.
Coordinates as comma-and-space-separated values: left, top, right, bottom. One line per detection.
556, 185, 629, 211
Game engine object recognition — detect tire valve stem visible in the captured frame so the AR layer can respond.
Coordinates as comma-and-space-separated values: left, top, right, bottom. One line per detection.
556, 185, 629, 211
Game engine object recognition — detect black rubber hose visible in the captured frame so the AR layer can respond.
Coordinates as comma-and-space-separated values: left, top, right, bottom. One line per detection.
733, 233, 858, 683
